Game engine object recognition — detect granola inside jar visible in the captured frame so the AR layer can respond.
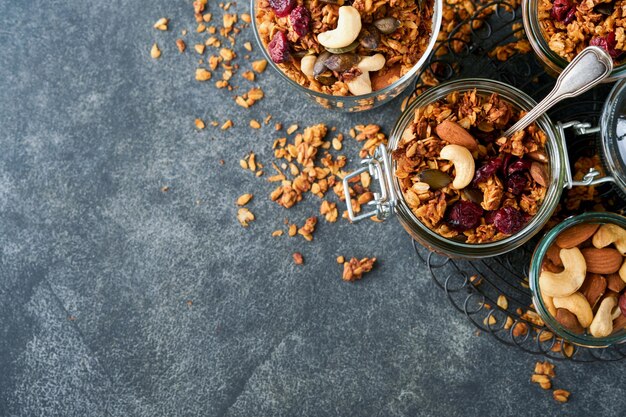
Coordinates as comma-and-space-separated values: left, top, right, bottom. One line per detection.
523, 0, 626, 79
253, 0, 437, 97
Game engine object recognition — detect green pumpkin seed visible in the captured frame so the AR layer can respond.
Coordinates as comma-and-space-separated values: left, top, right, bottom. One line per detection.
418, 169, 452, 190
359, 25, 380, 50
315, 70, 337, 85
313, 51, 332, 77
373, 17, 401, 35
324, 41, 359, 54
462, 188, 484, 204
323, 53, 359, 72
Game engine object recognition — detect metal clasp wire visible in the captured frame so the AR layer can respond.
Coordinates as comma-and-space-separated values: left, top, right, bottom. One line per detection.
558, 121, 616, 189
343, 145, 395, 222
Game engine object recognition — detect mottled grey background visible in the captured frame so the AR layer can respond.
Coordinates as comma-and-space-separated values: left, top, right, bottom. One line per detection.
0, 1, 624, 416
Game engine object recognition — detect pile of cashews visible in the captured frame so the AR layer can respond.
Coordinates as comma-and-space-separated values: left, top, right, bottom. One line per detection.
299, 6, 388, 96
539, 223, 626, 338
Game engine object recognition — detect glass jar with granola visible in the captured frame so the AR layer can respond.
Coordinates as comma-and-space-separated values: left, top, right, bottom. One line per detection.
344, 79, 573, 258
251, 0, 442, 111
522, 0, 626, 80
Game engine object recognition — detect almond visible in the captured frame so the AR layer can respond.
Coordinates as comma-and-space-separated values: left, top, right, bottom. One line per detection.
530, 162, 549, 187
579, 273, 607, 308
613, 313, 626, 334
546, 243, 563, 267
607, 272, 626, 293
555, 308, 584, 334
435, 120, 478, 150
581, 247, 623, 274
555, 223, 600, 249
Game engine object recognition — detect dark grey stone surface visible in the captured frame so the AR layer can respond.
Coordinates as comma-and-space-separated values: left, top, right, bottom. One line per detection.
0, 1, 624, 416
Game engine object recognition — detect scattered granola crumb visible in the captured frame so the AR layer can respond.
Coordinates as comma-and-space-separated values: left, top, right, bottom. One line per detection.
298, 216, 317, 241
336, 256, 345, 264
219, 159, 225, 165
160, 186, 170, 192
342, 257, 376, 282
239, 159, 248, 170
292, 252, 304, 265
176, 39, 186, 52
286, 124, 298, 135
534, 361, 555, 378
236, 193, 253, 206
243, 42, 252, 51
288, 224, 297, 237
251, 59, 267, 73
531, 374, 552, 390
221, 120, 233, 130
275, 123, 282, 131
240, 13, 251, 23
153, 18, 169, 31
237, 207, 254, 227
250, 119, 261, 129
320, 200, 338, 223
195, 118, 205, 129
242, 71, 255, 81
553, 389, 570, 403
271, 230, 283, 237
195, 68, 212, 81
150, 43, 161, 59
194, 44, 206, 54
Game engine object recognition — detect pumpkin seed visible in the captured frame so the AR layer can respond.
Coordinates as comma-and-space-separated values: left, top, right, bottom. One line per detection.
324, 53, 359, 72
325, 41, 359, 54
417, 169, 452, 190
462, 188, 484, 204
315, 70, 337, 85
359, 25, 380, 50
595, 1, 615, 15
313, 51, 332, 77
373, 17, 401, 34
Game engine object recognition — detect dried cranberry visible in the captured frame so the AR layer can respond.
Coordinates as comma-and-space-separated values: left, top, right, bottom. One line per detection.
289, 5, 311, 37
550, 0, 576, 23
507, 159, 532, 176
619, 293, 626, 316
590, 31, 622, 58
501, 153, 514, 176
484, 210, 497, 224
493, 206, 528, 234
472, 157, 503, 185
445, 200, 484, 232
269, 0, 296, 17
268, 31, 290, 63
506, 173, 528, 195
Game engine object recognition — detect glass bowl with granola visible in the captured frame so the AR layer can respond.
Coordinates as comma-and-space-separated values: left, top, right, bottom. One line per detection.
251, 0, 442, 111
522, 0, 626, 80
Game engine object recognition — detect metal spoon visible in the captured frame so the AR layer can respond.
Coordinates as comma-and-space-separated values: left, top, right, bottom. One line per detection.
503, 46, 613, 138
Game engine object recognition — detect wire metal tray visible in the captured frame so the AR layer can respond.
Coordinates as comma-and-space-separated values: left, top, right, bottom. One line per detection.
409, 0, 626, 361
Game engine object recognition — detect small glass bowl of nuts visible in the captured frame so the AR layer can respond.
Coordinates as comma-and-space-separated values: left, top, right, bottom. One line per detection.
522, 0, 626, 80
529, 212, 626, 347
251, 0, 442, 111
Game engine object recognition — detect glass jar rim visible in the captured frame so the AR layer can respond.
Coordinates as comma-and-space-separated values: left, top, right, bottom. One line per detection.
529, 212, 626, 347
521, 0, 626, 80
250, 0, 443, 103
388, 78, 565, 257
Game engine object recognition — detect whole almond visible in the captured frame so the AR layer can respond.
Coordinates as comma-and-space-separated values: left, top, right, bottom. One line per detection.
579, 273, 607, 308
546, 243, 563, 267
581, 247, 623, 274
555, 308, 584, 334
530, 162, 549, 187
555, 223, 600, 249
607, 273, 626, 293
435, 120, 478, 150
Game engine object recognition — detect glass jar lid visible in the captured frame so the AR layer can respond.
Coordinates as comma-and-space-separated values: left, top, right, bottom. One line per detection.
600, 80, 626, 196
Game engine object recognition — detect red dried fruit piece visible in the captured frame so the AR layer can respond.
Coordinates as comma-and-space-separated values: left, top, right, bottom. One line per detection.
506, 173, 528, 195
269, 0, 296, 17
485, 210, 496, 224
507, 158, 532, 176
551, 0, 576, 23
268, 31, 290, 63
472, 157, 503, 185
590, 31, 621, 59
289, 5, 311, 37
445, 200, 483, 232
501, 153, 514, 176
493, 206, 528, 234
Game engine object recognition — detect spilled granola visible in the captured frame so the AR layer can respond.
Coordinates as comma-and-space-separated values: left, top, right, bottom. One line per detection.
393, 89, 549, 243
254, 0, 434, 96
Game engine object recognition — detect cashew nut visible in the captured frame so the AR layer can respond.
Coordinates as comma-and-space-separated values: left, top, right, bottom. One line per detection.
539, 247, 586, 297
619, 257, 626, 283
592, 223, 626, 255
589, 296, 616, 337
317, 6, 362, 49
438, 144, 474, 189
346, 53, 386, 96
553, 292, 594, 328
541, 289, 557, 317
300, 55, 317, 77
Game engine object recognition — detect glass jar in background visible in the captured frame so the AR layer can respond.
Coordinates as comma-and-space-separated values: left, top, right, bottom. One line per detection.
250, 0, 442, 112
522, 0, 626, 81
529, 212, 626, 348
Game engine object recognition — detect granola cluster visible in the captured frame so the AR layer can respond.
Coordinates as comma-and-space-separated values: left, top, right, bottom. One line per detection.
393, 90, 549, 243
538, 0, 626, 62
255, 0, 434, 96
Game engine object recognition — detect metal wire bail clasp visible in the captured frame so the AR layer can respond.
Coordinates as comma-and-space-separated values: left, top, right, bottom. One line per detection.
343, 144, 395, 222
558, 120, 616, 189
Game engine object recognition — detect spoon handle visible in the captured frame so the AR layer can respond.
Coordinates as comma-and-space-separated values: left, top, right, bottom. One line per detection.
503, 46, 613, 138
